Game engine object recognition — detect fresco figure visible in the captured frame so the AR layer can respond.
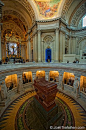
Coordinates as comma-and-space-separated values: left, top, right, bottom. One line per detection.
34, 0, 60, 18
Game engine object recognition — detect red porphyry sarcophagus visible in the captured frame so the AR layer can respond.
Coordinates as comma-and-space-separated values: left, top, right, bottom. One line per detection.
33, 78, 58, 111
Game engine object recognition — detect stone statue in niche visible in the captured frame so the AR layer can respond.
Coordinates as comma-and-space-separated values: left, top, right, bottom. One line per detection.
74, 78, 78, 93
0, 82, 7, 101
76, 79, 80, 98
74, 78, 80, 98
0, 83, 4, 101
59, 74, 64, 89
17, 76, 24, 93
17, 77, 20, 93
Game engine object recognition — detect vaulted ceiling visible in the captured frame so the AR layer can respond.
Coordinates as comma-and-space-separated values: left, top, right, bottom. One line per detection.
1, 0, 86, 41
1, 0, 36, 40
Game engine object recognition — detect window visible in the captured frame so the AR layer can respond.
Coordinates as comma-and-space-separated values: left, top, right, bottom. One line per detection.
83, 15, 86, 27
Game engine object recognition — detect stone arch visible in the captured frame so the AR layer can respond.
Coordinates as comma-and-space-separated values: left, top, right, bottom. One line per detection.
15, 0, 36, 24
69, 1, 86, 26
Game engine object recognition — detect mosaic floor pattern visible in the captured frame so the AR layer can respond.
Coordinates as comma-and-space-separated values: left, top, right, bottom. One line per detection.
0, 91, 86, 130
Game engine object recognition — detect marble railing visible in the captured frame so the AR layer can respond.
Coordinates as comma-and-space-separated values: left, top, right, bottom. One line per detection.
0, 62, 86, 71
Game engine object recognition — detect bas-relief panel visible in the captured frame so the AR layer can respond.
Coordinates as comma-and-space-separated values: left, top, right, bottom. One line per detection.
34, 0, 60, 18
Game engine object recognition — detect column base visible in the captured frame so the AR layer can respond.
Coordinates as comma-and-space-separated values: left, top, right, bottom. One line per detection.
54, 60, 59, 63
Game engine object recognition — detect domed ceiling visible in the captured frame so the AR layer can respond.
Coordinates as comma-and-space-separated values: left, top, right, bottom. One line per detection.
34, 0, 60, 19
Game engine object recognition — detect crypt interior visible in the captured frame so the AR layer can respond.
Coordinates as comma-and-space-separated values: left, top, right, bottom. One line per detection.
0, 0, 86, 130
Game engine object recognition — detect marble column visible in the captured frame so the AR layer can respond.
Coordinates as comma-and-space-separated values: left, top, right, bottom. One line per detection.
33, 35, 35, 61
73, 37, 76, 54
0, 28, 1, 61
60, 31, 63, 62
29, 36, 31, 62
69, 36, 71, 54
38, 30, 41, 62
27, 40, 29, 59
35, 34, 37, 62
55, 28, 59, 62
63, 33, 65, 56
42, 39, 43, 62
71, 37, 73, 54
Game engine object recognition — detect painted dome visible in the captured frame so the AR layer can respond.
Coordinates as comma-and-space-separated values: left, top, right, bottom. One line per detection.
34, 0, 60, 19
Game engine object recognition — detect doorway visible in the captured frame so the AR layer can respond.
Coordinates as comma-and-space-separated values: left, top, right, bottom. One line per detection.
45, 48, 51, 62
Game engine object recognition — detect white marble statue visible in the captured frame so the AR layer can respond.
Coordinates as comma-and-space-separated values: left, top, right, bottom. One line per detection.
74, 78, 78, 93
0, 81, 7, 101
17, 76, 24, 93
76, 80, 80, 98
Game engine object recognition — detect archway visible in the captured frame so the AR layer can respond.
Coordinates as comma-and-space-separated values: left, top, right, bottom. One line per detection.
45, 48, 51, 62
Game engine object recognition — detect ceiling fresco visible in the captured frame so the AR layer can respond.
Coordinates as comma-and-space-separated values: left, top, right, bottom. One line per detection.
34, 0, 60, 18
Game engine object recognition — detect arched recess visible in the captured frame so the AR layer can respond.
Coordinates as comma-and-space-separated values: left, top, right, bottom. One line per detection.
43, 35, 54, 62
45, 48, 51, 62
1, 22, 25, 59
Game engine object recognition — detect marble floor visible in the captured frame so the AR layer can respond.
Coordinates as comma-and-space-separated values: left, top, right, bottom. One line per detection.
0, 88, 86, 130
